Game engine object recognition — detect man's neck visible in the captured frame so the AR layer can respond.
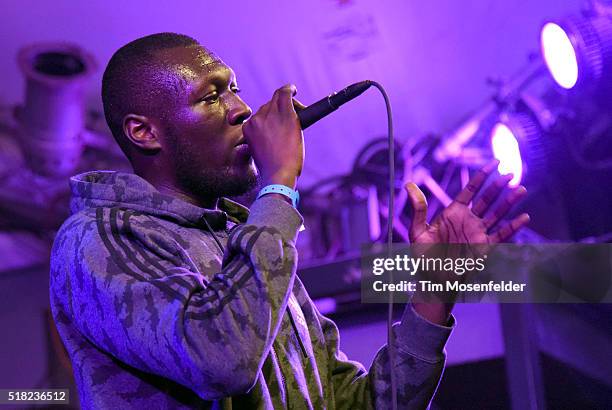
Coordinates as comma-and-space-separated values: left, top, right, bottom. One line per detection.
134, 168, 219, 210
156, 183, 219, 210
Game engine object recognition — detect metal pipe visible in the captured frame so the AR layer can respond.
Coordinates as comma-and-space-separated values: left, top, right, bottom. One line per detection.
434, 57, 546, 163
16, 43, 96, 177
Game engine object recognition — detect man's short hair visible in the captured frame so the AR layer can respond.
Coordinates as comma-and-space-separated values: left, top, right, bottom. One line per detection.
101, 32, 199, 159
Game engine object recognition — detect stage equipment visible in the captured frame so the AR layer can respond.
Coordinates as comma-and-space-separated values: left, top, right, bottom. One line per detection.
432, 1, 612, 189
16, 43, 97, 177
540, 23, 580, 89
0, 43, 129, 230
297, 139, 398, 259
488, 93, 552, 187
432, 56, 551, 188
540, 4, 612, 91
491, 122, 524, 186
433, 57, 545, 166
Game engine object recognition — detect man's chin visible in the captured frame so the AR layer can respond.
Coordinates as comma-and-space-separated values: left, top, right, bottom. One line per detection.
175, 164, 258, 203
222, 163, 260, 195
227, 171, 258, 197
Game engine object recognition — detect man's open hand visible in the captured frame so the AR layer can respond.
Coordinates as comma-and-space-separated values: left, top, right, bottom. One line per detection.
406, 160, 530, 246
406, 160, 530, 324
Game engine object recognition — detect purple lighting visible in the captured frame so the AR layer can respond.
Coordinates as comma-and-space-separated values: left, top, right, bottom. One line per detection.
491, 123, 523, 187
541, 22, 579, 89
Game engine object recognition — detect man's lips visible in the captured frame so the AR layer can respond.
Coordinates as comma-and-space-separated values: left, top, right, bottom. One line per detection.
234, 135, 248, 147
234, 138, 252, 158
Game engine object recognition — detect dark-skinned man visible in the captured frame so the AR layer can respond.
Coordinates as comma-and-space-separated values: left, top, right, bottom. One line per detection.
50, 33, 529, 409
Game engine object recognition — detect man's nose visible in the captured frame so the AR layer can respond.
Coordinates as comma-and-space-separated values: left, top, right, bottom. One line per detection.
228, 95, 252, 126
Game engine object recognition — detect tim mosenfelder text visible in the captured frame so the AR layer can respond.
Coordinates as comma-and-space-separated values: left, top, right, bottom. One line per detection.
369, 254, 527, 294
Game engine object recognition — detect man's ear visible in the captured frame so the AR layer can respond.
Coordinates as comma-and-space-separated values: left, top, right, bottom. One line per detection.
122, 114, 162, 153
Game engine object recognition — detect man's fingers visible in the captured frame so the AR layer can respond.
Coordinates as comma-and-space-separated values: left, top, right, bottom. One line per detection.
253, 101, 271, 119
293, 98, 307, 113
472, 173, 513, 217
455, 160, 499, 205
489, 213, 530, 243
405, 182, 428, 239
273, 84, 298, 113
254, 85, 297, 120
483, 185, 528, 230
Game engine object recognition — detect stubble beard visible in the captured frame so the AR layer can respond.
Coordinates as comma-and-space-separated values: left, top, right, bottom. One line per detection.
173, 152, 259, 201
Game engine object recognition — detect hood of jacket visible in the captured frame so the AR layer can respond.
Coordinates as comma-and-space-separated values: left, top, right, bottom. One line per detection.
69, 170, 249, 230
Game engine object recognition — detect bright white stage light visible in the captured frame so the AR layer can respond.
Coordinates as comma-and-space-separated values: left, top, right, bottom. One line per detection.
541, 23, 579, 89
489, 111, 547, 187
491, 123, 523, 187
540, 14, 612, 91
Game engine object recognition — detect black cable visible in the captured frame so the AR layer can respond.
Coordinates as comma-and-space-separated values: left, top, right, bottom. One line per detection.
200, 215, 225, 254
369, 81, 397, 410
209, 81, 398, 407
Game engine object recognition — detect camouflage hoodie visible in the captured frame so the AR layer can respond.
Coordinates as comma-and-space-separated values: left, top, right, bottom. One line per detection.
50, 171, 454, 410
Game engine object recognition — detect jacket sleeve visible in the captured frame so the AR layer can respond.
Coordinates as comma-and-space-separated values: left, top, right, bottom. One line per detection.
50, 196, 302, 401
319, 303, 454, 409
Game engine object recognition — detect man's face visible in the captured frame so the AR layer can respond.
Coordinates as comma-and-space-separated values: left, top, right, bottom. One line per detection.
157, 45, 257, 200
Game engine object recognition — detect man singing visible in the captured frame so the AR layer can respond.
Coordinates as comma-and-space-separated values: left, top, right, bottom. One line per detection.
50, 33, 529, 409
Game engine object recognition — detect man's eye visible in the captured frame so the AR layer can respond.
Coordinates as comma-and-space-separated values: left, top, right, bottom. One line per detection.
202, 92, 219, 103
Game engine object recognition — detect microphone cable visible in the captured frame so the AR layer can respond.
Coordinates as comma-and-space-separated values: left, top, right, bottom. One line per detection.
368, 81, 398, 410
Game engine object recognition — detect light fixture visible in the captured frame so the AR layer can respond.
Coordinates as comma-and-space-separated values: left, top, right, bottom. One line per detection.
540, 11, 612, 91
489, 111, 547, 187
540, 23, 579, 89
491, 123, 524, 186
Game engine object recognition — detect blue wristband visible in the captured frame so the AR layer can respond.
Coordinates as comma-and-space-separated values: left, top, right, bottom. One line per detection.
257, 184, 300, 208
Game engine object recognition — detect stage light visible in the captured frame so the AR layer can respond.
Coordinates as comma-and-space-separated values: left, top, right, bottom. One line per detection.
540, 13, 612, 91
489, 112, 546, 187
540, 23, 579, 89
491, 123, 523, 186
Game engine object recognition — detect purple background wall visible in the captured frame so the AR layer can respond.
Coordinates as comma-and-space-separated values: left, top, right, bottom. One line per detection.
0, 0, 581, 187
